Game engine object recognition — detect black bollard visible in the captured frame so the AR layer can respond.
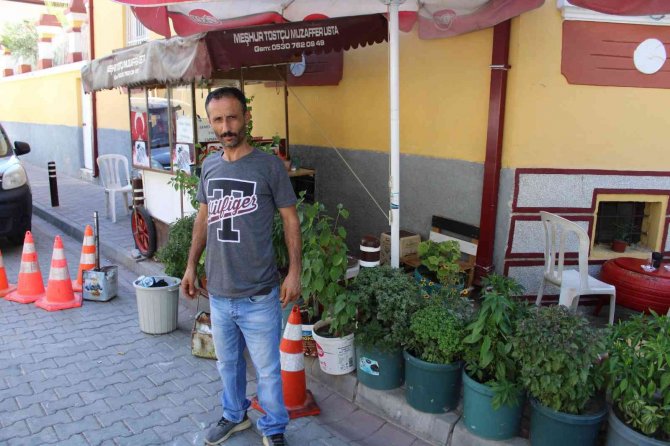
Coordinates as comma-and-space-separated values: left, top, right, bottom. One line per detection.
48, 161, 59, 207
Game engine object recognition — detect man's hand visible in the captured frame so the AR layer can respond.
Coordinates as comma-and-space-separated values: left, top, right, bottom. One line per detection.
181, 267, 198, 299
280, 272, 301, 308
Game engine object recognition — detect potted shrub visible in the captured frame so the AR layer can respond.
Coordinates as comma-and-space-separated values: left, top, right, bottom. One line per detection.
461, 274, 528, 440
611, 222, 632, 253
346, 266, 422, 389
156, 214, 206, 285
403, 287, 475, 413
414, 239, 462, 294
605, 311, 670, 445
291, 199, 353, 375
511, 305, 607, 446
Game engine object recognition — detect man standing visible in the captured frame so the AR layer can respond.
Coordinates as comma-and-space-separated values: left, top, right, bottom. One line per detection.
181, 87, 301, 446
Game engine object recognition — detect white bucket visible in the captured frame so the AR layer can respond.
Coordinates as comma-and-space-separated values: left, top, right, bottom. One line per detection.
312, 319, 355, 375
133, 276, 181, 335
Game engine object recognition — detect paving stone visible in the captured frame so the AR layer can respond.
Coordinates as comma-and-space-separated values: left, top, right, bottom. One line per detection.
160, 400, 210, 423
26, 408, 73, 435
115, 429, 163, 446
79, 385, 122, 405
19, 391, 60, 414
146, 368, 186, 387
9, 426, 58, 446
0, 396, 19, 413
55, 379, 95, 399
129, 392, 174, 416
112, 376, 154, 395
152, 416, 201, 443
55, 434, 90, 446
1, 403, 45, 428
105, 390, 148, 411
30, 374, 71, 394
68, 399, 111, 421
0, 420, 31, 442
0, 382, 34, 403
125, 410, 172, 434
54, 415, 101, 441
40, 362, 82, 380
83, 421, 132, 444
139, 380, 182, 401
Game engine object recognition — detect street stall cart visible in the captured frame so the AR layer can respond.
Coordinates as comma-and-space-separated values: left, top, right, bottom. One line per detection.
81, 16, 388, 255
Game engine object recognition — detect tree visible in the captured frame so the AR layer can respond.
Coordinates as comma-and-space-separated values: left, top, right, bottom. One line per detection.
1, 21, 38, 65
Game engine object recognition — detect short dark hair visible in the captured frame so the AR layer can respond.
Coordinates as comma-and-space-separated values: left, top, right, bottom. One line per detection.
205, 87, 247, 115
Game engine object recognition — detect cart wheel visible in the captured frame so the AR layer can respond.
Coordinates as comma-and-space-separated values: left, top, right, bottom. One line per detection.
132, 207, 156, 257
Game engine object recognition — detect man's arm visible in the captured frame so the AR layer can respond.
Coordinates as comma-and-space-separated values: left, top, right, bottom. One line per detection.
181, 203, 208, 299
278, 205, 302, 308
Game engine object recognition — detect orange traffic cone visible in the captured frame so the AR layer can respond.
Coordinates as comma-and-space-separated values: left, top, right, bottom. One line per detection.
72, 225, 95, 292
252, 305, 320, 419
35, 236, 82, 311
0, 248, 17, 297
5, 231, 45, 304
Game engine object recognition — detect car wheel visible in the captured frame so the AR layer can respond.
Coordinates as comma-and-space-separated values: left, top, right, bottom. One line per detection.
131, 207, 156, 257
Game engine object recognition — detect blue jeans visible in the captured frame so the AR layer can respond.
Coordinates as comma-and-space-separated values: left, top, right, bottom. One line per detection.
209, 286, 288, 436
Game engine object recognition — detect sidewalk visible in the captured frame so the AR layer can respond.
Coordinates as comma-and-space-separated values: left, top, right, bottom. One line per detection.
10, 162, 434, 446
16, 162, 530, 446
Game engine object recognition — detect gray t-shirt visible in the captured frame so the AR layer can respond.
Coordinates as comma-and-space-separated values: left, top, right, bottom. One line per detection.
196, 148, 297, 297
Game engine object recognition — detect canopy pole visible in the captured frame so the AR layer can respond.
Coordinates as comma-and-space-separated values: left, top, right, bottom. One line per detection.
388, 0, 402, 269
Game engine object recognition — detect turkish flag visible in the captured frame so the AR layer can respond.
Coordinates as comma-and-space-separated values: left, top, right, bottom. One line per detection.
131, 111, 148, 141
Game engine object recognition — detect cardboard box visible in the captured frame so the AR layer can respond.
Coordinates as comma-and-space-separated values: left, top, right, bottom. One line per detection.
380, 230, 421, 265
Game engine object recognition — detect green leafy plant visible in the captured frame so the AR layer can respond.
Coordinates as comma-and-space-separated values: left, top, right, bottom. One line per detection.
405, 288, 474, 364
511, 305, 606, 414
156, 214, 205, 280
274, 195, 349, 333
1, 21, 37, 65
606, 311, 670, 440
344, 266, 422, 350
613, 222, 632, 243
462, 274, 527, 408
417, 240, 462, 287
169, 170, 200, 210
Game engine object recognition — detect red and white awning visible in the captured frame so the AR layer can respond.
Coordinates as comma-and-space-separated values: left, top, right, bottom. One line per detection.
120, 0, 544, 40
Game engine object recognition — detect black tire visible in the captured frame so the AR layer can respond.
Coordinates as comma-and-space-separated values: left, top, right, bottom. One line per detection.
131, 207, 157, 257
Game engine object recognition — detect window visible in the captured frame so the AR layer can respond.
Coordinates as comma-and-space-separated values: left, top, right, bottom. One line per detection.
591, 194, 669, 259
126, 7, 148, 47
594, 201, 645, 245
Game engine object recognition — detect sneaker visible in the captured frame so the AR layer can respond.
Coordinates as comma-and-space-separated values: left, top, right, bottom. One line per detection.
204, 414, 251, 445
262, 434, 287, 446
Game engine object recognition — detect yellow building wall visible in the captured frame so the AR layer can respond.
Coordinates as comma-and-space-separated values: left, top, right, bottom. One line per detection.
0, 71, 82, 126
249, 26, 493, 163
504, 3, 670, 170
93, 0, 131, 131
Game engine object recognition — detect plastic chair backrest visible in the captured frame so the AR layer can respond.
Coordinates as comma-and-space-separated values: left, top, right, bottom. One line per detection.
539, 211, 590, 289
97, 154, 130, 190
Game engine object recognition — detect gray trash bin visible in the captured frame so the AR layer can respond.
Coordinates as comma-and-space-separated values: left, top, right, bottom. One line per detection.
133, 276, 181, 334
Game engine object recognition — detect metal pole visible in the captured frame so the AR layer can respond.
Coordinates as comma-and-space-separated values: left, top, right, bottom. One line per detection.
93, 211, 100, 270
388, 1, 402, 268
47, 161, 59, 207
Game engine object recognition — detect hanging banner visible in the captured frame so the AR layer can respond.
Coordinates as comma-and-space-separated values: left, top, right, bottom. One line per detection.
204, 14, 388, 70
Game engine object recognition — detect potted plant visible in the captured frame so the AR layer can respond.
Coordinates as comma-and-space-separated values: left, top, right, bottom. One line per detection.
414, 239, 462, 294
611, 222, 632, 253
290, 199, 353, 375
345, 266, 422, 389
461, 274, 528, 440
511, 305, 607, 446
605, 311, 670, 445
403, 287, 475, 413
156, 213, 206, 285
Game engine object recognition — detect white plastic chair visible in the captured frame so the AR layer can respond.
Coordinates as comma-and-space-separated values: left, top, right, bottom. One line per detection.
97, 154, 132, 223
536, 211, 616, 325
